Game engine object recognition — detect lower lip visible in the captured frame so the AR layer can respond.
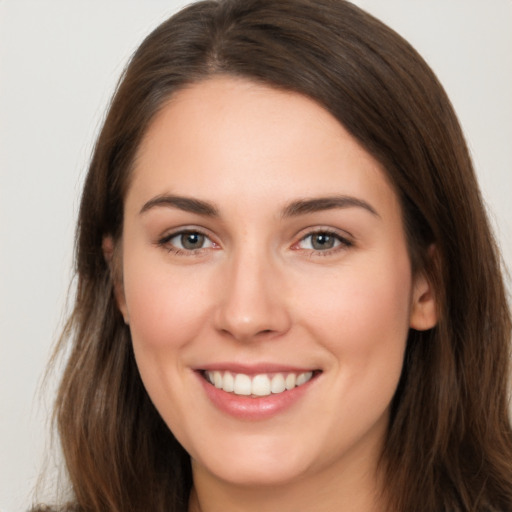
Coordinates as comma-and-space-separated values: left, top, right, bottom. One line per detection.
196, 372, 318, 420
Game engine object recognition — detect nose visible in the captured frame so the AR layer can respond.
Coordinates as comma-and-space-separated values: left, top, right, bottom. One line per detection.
213, 246, 292, 342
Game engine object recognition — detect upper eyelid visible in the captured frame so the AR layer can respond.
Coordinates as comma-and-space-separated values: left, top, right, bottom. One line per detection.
301, 231, 349, 242
167, 230, 212, 242
155, 225, 354, 249
158, 226, 214, 242
295, 226, 354, 242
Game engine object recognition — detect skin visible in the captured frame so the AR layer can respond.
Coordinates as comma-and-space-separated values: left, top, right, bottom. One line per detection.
109, 77, 437, 512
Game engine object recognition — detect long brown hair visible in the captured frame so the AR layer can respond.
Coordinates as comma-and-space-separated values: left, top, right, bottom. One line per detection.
35, 1, 512, 510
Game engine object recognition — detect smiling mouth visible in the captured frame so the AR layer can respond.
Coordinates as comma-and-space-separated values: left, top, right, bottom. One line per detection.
202, 370, 320, 397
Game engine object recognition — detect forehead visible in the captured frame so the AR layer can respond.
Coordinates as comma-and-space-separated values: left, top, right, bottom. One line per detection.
128, 76, 399, 219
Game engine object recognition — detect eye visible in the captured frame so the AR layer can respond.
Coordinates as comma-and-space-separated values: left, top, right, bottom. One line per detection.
159, 230, 216, 253
295, 230, 352, 252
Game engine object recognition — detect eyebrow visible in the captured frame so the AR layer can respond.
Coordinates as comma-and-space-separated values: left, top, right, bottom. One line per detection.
140, 195, 219, 216
139, 193, 379, 219
281, 195, 379, 218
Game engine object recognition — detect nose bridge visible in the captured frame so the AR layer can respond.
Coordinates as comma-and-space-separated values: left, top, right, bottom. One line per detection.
214, 238, 290, 341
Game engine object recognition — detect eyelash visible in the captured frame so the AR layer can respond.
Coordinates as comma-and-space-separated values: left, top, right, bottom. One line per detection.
156, 228, 353, 257
157, 229, 217, 256
294, 229, 353, 257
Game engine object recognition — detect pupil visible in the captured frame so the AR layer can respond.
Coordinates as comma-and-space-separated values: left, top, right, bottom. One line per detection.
182, 232, 204, 250
312, 234, 334, 250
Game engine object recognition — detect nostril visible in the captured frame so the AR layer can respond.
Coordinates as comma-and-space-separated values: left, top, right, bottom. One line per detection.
213, 287, 292, 341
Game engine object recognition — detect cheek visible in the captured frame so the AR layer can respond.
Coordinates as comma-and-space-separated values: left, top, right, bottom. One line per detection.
122, 250, 212, 351
121, 251, 211, 422
298, 258, 412, 442
297, 253, 412, 380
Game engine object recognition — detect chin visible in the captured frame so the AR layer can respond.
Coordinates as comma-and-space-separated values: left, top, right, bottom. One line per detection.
201, 459, 310, 488
190, 436, 315, 487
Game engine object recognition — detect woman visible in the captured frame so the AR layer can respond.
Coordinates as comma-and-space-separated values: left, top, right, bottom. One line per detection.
33, 0, 512, 511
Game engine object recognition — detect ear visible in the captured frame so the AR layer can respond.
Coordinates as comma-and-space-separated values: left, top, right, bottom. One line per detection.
409, 247, 438, 331
102, 236, 129, 324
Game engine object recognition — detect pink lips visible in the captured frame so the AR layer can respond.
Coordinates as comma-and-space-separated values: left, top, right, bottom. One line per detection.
195, 364, 320, 420
199, 362, 314, 374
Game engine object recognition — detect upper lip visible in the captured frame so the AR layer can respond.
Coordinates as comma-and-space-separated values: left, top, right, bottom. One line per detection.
195, 362, 320, 375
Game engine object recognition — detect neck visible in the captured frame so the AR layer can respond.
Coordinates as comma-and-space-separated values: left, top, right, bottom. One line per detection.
188, 451, 387, 512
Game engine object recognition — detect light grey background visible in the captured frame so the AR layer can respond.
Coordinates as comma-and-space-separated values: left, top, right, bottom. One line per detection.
1, 1, 511, 510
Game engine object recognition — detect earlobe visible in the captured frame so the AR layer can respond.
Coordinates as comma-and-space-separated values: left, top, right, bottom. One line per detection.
102, 236, 129, 324
409, 270, 437, 331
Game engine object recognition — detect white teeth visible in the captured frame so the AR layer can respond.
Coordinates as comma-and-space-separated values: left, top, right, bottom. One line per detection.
296, 371, 313, 386
213, 371, 223, 389
252, 374, 271, 396
222, 372, 234, 392
270, 374, 286, 393
205, 370, 314, 396
285, 373, 296, 390
234, 374, 252, 395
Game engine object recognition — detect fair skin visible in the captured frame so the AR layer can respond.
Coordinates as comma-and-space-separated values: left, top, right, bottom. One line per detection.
109, 77, 437, 512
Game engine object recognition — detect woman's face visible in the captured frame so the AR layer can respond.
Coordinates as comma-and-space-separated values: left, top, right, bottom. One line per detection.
115, 77, 436, 489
